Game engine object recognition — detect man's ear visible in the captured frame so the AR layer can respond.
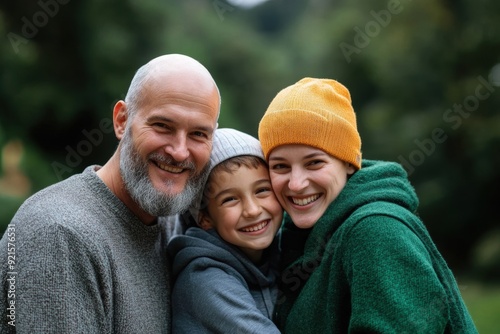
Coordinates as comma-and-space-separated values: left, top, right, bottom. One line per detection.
198, 212, 214, 231
113, 100, 128, 140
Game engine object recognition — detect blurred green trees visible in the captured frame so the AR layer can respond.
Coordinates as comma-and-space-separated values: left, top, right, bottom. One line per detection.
1, 0, 499, 279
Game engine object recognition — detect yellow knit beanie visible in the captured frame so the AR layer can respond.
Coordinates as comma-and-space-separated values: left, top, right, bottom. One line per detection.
258, 77, 362, 169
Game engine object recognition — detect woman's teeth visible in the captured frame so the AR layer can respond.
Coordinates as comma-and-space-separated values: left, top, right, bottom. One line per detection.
292, 194, 319, 206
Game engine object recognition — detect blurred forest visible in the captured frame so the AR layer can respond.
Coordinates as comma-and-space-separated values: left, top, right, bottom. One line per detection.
0, 0, 499, 284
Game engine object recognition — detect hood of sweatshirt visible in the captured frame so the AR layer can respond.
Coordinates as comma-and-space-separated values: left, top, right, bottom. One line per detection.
330, 159, 418, 220
168, 227, 278, 288
280, 159, 419, 267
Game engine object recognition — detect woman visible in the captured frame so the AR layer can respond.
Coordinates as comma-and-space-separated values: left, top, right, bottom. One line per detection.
258, 77, 477, 333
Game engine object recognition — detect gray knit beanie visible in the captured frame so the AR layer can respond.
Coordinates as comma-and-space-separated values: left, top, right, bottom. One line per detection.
207, 128, 265, 176
189, 128, 265, 221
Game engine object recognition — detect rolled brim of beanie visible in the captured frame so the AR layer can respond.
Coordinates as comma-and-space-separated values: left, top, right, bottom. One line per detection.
259, 109, 361, 169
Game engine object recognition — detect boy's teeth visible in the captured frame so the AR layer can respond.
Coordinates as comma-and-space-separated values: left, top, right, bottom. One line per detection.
241, 221, 268, 232
292, 194, 319, 206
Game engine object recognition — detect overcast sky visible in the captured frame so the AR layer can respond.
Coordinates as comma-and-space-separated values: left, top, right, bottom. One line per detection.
226, 0, 270, 9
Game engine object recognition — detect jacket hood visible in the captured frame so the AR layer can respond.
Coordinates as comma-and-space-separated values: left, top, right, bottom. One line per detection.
168, 227, 278, 287
332, 159, 418, 220
280, 159, 419, 261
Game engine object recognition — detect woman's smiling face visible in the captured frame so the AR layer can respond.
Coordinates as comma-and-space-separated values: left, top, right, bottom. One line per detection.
268, 144, 355, 229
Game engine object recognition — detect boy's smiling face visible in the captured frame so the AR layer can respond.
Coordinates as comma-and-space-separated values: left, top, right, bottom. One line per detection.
201, 163, 283, 263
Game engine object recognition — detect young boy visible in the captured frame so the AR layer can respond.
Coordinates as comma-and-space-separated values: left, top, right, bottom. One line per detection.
168, 128, 283, 333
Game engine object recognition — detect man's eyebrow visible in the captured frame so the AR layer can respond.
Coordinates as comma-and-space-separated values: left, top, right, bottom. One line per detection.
146, 115, 175, 124
146, 115, 214, 133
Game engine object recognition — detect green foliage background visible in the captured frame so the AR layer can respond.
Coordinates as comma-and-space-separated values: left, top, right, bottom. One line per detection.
1, 0, 499, 287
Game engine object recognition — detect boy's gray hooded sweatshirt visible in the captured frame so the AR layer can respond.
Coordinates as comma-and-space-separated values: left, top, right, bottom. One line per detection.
168, 227, 280, 333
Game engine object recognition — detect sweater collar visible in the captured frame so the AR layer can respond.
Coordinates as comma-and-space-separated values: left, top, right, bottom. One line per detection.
82, 165, 165, 235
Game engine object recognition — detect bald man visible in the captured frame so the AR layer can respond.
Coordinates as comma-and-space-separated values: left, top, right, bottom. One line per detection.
0, 54, 221, 333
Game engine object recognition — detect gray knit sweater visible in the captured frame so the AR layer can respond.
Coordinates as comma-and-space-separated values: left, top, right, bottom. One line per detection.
0, 166, 173, 333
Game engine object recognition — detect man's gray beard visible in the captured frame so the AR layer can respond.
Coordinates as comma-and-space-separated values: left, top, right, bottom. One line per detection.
119, 127, 209, 217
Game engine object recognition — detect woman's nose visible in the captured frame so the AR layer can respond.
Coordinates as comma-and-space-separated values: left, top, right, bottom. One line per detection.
288, 168, 308, 192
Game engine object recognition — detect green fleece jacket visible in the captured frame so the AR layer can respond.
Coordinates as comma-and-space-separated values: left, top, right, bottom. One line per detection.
274, 159, 477, 333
